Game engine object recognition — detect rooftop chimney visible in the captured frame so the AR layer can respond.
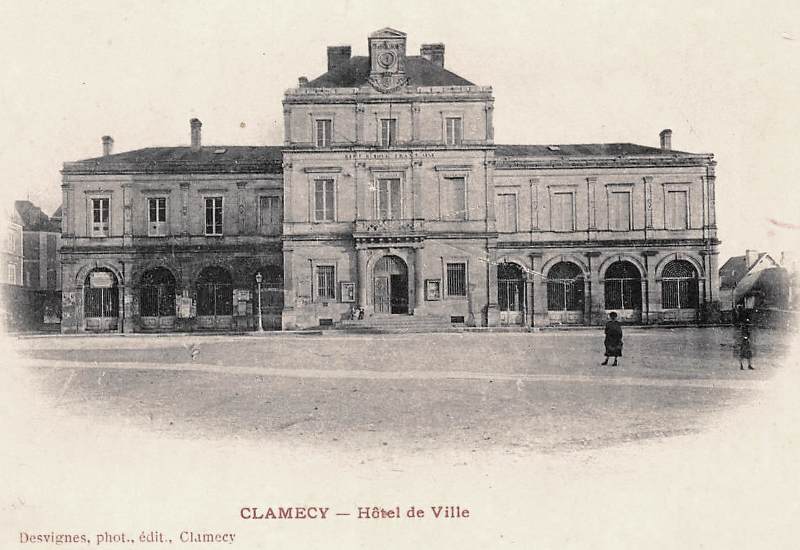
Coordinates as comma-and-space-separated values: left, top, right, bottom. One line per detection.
327, 45, 351, 72
420, 43, 445, 68
101, 135, 114, 157
190, 118, 202, 152
298, 76, 308, 87
745, 249, 759, 269
659, 128, 672, 151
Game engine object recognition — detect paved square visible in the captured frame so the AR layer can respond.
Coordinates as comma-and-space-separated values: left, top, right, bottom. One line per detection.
11, 327, 789, 453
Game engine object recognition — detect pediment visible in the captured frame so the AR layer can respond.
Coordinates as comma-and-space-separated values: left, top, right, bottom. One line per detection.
369, 27, 406, 39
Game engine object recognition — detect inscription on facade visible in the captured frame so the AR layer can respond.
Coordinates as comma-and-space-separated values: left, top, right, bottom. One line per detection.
343, 152, 435, 160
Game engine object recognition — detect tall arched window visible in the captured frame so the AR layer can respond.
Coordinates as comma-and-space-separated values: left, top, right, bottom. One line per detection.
140, 267, 176, 317
84, 268, 119, 318
196, 266, 233, 316
604, 261, 642, 310
661, 260, 699, 309
547, 262, 584, 311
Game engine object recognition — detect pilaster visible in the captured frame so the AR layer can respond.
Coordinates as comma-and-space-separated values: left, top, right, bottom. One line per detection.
357, 246, 369, 310
414, 246, 425, 312
180, 182, 190, 238
236, 181, 247, 235
585, 251, 602, 325
530, 253, 547, 326
486, 246, 499, 326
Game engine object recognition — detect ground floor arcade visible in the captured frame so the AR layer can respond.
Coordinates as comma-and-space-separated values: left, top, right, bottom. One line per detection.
60, 249, 283, 333
281, 238, 721, 330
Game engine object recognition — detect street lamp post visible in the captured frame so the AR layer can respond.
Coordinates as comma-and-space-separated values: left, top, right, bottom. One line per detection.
255, 272, 264, 333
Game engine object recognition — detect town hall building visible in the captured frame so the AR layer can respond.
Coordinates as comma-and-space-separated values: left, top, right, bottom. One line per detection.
60, 28, 720, 333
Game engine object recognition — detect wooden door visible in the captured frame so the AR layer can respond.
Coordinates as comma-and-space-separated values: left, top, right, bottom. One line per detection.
374, 276, 390, 314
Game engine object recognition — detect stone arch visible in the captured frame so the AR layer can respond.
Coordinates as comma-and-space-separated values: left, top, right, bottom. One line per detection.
654, 253, 705, 280
132, 260, 182, 288
75, 262, 124, 287
598, 254, 646, 280
542, 255, 590, 279
496, 255, 531, 278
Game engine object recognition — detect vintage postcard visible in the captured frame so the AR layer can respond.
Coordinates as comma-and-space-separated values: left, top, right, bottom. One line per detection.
2, 1, 799, 548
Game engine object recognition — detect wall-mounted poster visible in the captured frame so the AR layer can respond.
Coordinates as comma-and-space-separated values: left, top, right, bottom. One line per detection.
340, 282, 355, 303
425, 279, 441, 301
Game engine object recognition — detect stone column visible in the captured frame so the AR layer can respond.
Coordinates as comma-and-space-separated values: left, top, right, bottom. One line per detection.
357, 246, 369, 310
414, 246, 425, 313
530, 253, 547, 326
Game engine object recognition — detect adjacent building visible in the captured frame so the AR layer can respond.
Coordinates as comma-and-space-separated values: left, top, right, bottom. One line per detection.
15, 200, 63, 328
60, 27, 721, 333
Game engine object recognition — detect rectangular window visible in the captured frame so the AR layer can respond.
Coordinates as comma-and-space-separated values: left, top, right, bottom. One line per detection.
446, 117, 463, 145
205, 197, 223, 235
259, 195, 282, 234
91, 198, 110, 236
8, 264, 17, 285
316, 265, 335, 300
445, 177, 467, 220
314, 179, 335, 222
666, 190, 689, 229
377, 178, 402, 219
496, 193, 518, 233
316, 119, 332, 147
608, 190, 631, 230
380, 118, 397, 147
551, 192, 575, 231
148, 197, 167, 236
446, 263, 467, 297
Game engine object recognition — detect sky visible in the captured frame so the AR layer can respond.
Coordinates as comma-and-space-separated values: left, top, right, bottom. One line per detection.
1, 0, 798, 262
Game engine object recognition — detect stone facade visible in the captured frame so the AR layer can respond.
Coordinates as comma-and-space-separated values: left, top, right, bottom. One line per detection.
59, 27, 720, 332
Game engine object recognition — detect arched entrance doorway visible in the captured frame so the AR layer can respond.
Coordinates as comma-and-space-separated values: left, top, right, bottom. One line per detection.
604, 261, 642, 322
139, 267, 176, 331
83, 268, 120, 332
661, 260, 700, 321
196, 266, 233, 329
546, 261, 585, 324
498, 262, 525, 326
373, 255, 408, 314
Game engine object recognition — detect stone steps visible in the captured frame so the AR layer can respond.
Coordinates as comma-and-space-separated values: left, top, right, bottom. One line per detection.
337, 315, 461, 333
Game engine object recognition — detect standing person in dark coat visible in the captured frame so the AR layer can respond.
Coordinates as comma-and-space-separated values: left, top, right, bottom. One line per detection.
601, 312, 623, 366
738, 314, 754, 370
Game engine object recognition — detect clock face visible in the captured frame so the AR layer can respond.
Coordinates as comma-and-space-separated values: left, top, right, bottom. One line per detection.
377, 51, 396, 69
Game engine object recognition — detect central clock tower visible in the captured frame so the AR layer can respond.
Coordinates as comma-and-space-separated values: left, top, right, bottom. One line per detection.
367, 27, 408, 92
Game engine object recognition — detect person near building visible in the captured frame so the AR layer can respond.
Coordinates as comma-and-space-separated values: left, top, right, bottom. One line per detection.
737, 314, 754, 370
601, 312, 623, 366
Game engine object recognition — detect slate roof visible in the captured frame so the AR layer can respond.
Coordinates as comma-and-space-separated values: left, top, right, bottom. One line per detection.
495, 143, 698, 157
305, 56, 474, 88
64, 146, 284, 174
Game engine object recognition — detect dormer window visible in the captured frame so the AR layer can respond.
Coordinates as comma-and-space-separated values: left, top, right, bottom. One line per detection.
380, 118, 396, 147
316, 119, 332, 147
